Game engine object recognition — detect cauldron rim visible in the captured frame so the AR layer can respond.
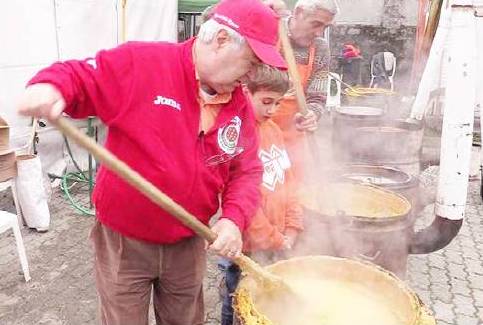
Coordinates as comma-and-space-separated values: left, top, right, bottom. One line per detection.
335, 105, 384, 117
233, 256, 435, 325
301, 182, 412, 228
303, 206, 412, 228
333, 164, 419, 189
355, 120, 423, 132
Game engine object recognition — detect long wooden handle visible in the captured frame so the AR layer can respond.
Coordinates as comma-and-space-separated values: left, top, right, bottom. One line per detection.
53, 116, 218, 242
279, 21, 309, 115
279, 20, 321, 164
26, 118, 38, 156
52, 116, 280, 284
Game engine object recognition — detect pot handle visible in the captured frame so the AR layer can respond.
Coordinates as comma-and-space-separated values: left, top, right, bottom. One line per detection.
358, 250, 381, 262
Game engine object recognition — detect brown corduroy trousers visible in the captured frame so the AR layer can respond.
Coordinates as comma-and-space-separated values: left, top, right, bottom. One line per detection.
90, 221, 206, 325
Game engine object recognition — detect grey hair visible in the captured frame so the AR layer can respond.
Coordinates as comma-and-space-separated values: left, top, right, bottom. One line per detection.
197, 19, 246, 47
295, 0, 340, 15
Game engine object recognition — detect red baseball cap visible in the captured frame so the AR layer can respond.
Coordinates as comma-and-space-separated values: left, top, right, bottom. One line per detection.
211, 0, 287, 69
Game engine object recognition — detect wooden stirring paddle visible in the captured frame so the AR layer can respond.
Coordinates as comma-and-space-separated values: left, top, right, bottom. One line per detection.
278, 20, 321, 165
52, 116, 286, 290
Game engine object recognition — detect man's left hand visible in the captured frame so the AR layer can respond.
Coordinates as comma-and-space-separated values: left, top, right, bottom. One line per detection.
208, 218, 243, 259
295, 110, 318, 132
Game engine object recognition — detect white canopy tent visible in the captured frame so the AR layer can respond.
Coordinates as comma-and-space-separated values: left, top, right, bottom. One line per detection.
1, 0, 177, 126
0, 0, 177, 175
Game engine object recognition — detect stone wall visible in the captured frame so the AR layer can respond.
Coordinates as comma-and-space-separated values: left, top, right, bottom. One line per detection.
329, 0, 417, 93
180, 1, 419, 94
329, 24, 416, 93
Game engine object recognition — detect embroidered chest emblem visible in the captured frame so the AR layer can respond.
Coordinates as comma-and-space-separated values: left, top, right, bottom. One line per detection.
217, 116, 241, 154
259, 145, 291, 192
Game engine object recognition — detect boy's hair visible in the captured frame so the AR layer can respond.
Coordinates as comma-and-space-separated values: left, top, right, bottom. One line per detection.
246, 65, 290, 95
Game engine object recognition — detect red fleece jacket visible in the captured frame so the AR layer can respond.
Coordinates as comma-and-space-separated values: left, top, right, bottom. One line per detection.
29, 38, 262, 244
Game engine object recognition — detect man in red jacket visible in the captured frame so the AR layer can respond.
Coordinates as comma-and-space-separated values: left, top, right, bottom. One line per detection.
16, 1, 286, 324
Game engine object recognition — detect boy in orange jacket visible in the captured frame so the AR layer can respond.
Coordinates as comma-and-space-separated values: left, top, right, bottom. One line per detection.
220, 65, 304, 325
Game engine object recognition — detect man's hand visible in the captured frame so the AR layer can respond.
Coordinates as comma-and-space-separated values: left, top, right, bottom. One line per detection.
208, 218, 243, 259
17, 83, 65, 120
295, 110, 318, 132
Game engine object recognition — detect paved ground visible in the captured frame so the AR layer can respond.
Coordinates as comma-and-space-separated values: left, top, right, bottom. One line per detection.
0, 166, 482, 325
0, 185, 224, 325
408, 175, 483, 325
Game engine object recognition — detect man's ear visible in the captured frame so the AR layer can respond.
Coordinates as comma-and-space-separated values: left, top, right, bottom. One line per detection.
215, 29, 231, 50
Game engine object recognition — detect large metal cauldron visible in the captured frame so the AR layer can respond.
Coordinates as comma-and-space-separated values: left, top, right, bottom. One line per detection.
331, 164, 422, 214
233, 256, 435, 325
332, 106, 384, 158
298, 183, 413, 277
333, 116, 424, 176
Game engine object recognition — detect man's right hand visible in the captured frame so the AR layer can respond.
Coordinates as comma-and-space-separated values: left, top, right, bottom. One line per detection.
208, 218, 243, 259
17, 83, 66, 120
294, 110, 318, 132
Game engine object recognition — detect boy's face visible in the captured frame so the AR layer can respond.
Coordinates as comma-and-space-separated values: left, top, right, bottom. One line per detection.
248, 90, 284, 122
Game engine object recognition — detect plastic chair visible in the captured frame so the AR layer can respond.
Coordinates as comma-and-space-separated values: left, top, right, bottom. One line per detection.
369, 51, 397, 91
0, 181, 31, 282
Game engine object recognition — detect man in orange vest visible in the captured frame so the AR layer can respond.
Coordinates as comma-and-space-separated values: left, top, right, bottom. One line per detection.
270, 0, 339, 182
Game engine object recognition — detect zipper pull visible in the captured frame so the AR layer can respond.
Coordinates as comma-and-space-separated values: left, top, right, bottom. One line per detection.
198, 131, 206, 157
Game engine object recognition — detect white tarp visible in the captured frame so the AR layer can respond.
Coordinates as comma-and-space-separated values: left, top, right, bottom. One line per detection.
56, 0, 120, 60
0, 0, 177, 175
0, 0, 58, 125
124, 0, 178, 42
1, 0, 177, 125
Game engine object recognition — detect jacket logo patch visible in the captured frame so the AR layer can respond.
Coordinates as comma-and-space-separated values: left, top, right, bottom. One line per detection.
154, 95, 181, 111
259, 145, 291, 192
217, 116, 241, 155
